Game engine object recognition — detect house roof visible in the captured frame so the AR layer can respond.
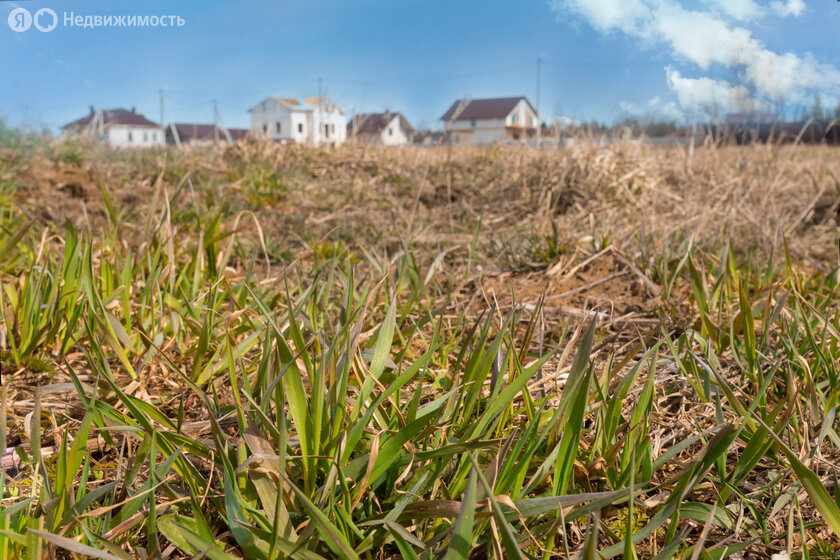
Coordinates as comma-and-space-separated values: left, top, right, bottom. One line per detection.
349, 112, 415, 135
440, 97, 534, 121
303, 96, 345, 114
172, 123, 249, 141
63, 107, 161, 130
248, 97, 313, 113
247, 96, 346, 114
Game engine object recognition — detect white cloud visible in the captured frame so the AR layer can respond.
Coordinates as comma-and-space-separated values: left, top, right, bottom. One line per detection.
550, 0, 838, 111
665, 67, 757, 114
702, 0, 761, 22
771, 0, 805, 17
652, 5, 757, 69
555, 116, 581, 127
620, 96, 684, 121
553, 0, 649, 33
619, 101, 642, 114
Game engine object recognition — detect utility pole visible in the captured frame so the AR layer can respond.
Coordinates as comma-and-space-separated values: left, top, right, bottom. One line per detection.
318, 77, 323, 146
536, 56, 542, 147
160, 90, 181, 148
159, 89, 165, 127
214, 102, 234, 145
213, 100, 219, 146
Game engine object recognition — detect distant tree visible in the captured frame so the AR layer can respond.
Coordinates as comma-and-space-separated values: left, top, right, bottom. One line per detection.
813, 94, 825, 119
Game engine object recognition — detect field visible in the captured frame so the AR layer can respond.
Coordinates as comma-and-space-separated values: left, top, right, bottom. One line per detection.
1, 137, 839, 559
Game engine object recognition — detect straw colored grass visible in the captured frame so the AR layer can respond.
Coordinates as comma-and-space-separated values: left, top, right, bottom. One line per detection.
0, 138, 838, 559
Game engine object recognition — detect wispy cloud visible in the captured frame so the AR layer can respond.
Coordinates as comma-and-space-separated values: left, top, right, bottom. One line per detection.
550, 0, 833, 115
665, 67, 760, 114
619, 95, 684, 121
771, 0, 805, 17
702, 0, 762, 22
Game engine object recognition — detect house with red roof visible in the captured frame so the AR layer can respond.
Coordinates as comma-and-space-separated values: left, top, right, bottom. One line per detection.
440, 96, 538, 146
62, 106, 164, 148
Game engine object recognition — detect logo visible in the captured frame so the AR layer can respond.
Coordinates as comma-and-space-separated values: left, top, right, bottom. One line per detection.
34, 8, 57, 32
8, 7, 32, 32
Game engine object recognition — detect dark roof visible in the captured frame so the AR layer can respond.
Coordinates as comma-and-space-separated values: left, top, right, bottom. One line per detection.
348, 112, 414, 135
172, 123, 249, 141
440, 97, 534, 121
63, 107, 160, 129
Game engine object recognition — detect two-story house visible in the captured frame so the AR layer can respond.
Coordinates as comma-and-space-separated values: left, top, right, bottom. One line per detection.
248, 96, 346, 146
440, 96, 538, 146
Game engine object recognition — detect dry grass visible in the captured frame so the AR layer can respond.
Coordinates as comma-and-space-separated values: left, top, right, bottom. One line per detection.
1, 138, 839, 559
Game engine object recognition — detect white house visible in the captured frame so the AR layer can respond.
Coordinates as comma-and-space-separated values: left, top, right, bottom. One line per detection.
348, 111, 415, 146
62, 107, 164, 148
440, 96, 538, 146
248, 96, 346, 146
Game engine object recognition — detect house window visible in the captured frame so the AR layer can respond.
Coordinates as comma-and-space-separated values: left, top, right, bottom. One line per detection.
331, 124, 335, 134
389, 128, 393, 136
276, 122, 281, 134
144, 132, 148, 142
471, 119, 476, 128
128, 132, 133, 142
324, 124, 329, 138
298, 123, 303, 133
511, 114, 517, 124
262, 124, 267, 134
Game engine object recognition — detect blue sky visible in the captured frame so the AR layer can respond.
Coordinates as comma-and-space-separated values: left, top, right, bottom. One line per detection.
2, 0, 839, 133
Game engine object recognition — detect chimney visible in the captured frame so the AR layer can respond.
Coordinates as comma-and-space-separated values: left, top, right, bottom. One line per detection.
131, 106, 136, 114
89, 105, 94, 115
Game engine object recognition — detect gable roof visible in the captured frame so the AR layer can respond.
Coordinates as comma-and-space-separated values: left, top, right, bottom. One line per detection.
440, 97, 534, 121
63, 107, 160, 130
172, 123, 249, 141
303, 96, 345, 114
248, 97, 313, 113
250, 96, 349, 113
349, 112, 415, 135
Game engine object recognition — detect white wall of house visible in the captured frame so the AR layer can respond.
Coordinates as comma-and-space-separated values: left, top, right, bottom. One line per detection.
450, 130, 474, 146
249, 99, 298, 142
290, 112, 309, 144
250, 97, 345, 146
450, 118, 507, 145
381, 116, 411, 146
506, 99, 538, 129
310, 105, 346, 146
104, 126, 164, 148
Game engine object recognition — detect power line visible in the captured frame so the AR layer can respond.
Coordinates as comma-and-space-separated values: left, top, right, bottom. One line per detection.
166, 79, 320, 101
327, 63, 530, 86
